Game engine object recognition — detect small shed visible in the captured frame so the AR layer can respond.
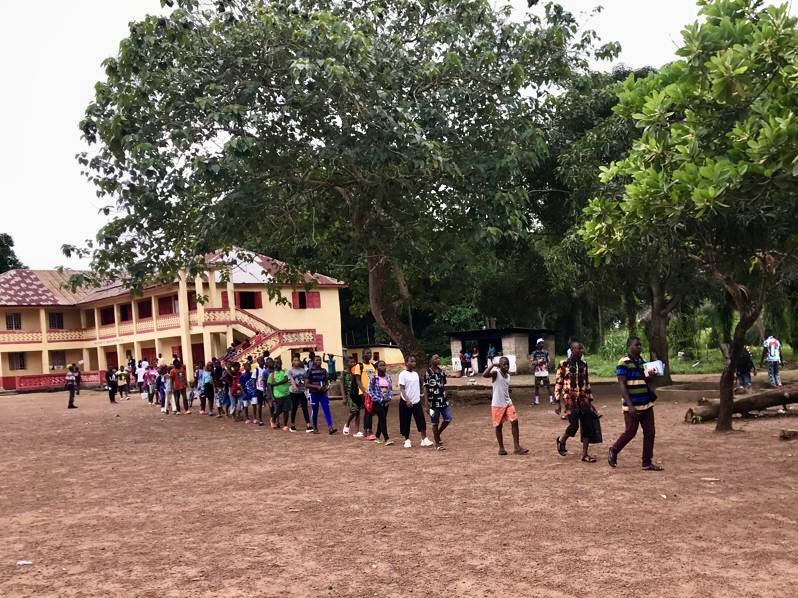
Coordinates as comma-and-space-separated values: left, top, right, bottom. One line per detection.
448, 327, 556, 375
345, 343, 405, 367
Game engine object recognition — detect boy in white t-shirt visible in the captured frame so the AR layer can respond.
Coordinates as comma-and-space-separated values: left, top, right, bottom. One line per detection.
485, 356, 528, 456
398, 356, 433, 448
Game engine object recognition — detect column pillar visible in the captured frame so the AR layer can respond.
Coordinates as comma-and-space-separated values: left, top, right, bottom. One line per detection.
82, 348, 91, 371
116, 343, 125, 370
98, 346, 107, 371
226, 279, 236, 347
0, 350, 6, 389
133, 340, 142, 362
155, 337, 164, 366
113, 304, 120, 338
94, 307, 100, 340
152, 296, 159, 331
194, 274, 205, 329
178, 271, 194, 374
207, 269, 219, 307
131, 297, 138, 334
39, 309, 49, 374
203, 330, 213, 366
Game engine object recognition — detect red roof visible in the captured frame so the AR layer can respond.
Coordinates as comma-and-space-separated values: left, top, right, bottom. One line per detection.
0, 253, 344, 307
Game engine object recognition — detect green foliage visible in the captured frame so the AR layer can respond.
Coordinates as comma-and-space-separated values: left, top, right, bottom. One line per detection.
0, 233, 24, 273
597, 327, 629, 361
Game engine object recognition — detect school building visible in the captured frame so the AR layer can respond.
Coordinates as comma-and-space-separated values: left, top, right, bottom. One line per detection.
0, 252, 345, 391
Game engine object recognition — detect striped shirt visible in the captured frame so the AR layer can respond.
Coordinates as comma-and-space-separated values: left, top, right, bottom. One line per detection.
616, 355, 655, 411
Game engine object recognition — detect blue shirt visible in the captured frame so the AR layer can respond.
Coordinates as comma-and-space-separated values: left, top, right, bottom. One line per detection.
616, 355, 655, 412
307, 366, 329, 395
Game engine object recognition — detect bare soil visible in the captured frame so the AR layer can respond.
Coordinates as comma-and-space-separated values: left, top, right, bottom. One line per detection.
1, 385, 797, 598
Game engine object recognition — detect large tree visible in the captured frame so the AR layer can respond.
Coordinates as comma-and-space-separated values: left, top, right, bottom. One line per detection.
582, 0, 798, 431
70, 0, 615, 360
0, 233, 24, 274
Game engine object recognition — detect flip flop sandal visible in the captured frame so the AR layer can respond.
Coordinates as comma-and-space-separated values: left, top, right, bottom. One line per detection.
556, 437, 567, 456
642, 464, 664, 471
498, 449, 508, 456
581, 455, 597, 463
513, 447, 529, 455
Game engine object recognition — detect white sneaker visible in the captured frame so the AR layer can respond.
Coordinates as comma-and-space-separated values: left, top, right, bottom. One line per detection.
534, 398, 540, 405
343, 426, 350, 436
353, 431, 364, 438
160, 408, 166, 413
403, 439, 412, 449
420, 437, 434, 447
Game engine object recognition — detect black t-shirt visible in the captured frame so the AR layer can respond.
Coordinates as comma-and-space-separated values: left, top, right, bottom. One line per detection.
424, 367, 448, 409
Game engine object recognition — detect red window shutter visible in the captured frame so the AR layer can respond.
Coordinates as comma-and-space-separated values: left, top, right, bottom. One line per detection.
254, 292, 263, 309
292, 291, 300, 309
234, 292, 241, 308
309, 291, 321, 308
222, 292, 229, 308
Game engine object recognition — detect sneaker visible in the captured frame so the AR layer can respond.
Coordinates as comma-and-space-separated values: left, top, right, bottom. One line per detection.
306, 427, 316, 434
608, 448, 618, 468
311, 428, 320, 434
343, 426, 350, 436
67, 405, 78, 409
403, 439, 412, 449
258, 421, 265, 426
534, 398, 540, 405
420, 437, 434, 447
353, 431, 364, 438
366, 434, 377, 441
160, 408, 166, 413
374, 438, 384, 444
328, 427, 338, 435
185, 410, 192, 415
289, 426, 297, 433
384, 439, 394, 446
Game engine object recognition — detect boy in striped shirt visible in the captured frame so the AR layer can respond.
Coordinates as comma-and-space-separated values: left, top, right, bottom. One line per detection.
608, 336, 663, 471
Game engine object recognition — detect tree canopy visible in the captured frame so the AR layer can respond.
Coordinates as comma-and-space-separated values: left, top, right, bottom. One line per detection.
71, 0, 616, 360
0, 233, 24, 274
582, 0, 798, 430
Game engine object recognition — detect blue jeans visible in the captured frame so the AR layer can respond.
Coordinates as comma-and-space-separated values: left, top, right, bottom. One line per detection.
737, 372, 752, 387
768, 362, 782, 386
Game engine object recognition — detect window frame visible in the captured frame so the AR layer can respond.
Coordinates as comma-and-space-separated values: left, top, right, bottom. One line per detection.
5, 312, 22, 330
48, 312, 65, 330
9, 352, 26, 371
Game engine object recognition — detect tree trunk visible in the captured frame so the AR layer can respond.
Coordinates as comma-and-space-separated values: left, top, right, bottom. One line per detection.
715, 302, 763, 432
624, 287, 637, 337
366, 254, 426, 369
685, 383, 798, 423
596, 299, 604, 349
648, 278, 677, 385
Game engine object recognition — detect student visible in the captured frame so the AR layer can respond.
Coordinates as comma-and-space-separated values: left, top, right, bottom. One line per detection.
352, 349, 376, 440
399, 355, 433, 448
106, 365, 118, 404
462, 350, 472, 377
608, 336, 663, 471
261, 357, 276, 428
116, 366, 129, 400
423, 354, 451, 450
324, 353, 337, 381
554, 341, 602, 463
484, 356, 528, 456
308, 355, 337, 434
65, 366, 78, 409
163, 366, 175, 414
171, 359, 190, 414
342, 356, 362, 436
735, 346, 756, 392
136, 361, 147, 398
367, 360, 394, 445
471, 346, 480, 372
229, 363, 243, 420
269, 357, 291, 430
146, 365, 158, 405
253, 358, 266, 426
288, 355, 312, 432
240, 362, 257, 423
761, 335, 783, 388
157, 366, 166, 411
212, 358, 226, 417
198, 362, 214, 415
530, 338, 553, 407
73, 364, 82, 396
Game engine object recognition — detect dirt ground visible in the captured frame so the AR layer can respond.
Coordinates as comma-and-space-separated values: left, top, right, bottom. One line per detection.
1, 384, 797, 598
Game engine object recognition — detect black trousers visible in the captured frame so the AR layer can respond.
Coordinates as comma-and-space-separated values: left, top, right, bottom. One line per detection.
399, 401, 426, 438
67, 386, 76, 407
373, 402, 390, 440
173, 388, 188, 411
201, 383, 214, 411
290, 392, 310, 425
108, 382, 117, 403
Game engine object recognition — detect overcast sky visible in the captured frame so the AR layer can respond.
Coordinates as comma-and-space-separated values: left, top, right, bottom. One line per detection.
0, 1, 792, 269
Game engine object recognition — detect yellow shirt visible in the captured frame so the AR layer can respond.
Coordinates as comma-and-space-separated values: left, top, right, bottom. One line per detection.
351, 362, 376, 395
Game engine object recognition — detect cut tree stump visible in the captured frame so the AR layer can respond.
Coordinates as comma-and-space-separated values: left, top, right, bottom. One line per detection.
780, 429, 798, 440
685, 384, 798, 423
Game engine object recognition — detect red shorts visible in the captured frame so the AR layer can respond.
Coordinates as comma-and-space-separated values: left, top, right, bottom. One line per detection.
491, 404, 518, 427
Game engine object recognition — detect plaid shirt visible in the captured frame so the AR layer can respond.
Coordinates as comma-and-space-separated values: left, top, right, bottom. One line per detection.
554, 358, 593, 415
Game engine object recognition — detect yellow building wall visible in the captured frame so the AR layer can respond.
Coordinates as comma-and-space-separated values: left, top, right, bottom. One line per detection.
0, 308, 41, 331
346, 346, 406, 366
3, 350, 44, 376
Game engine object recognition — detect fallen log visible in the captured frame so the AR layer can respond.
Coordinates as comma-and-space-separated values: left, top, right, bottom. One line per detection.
685, 384, 798, 423
780, 429, 798, 441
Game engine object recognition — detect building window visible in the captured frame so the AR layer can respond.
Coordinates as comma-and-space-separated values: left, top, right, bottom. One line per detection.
50, 351, 66, 370
5, 312, 22, 330
158, 295, 178, 315
119, 304, 133, 322
236, 291, 262, 310
137, 300, 153, 319
48, 312, 64, 329
292, 291, 321, 310
100, 307, 115, 326
85, 309, 95, 327
9, 352, 26, 370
